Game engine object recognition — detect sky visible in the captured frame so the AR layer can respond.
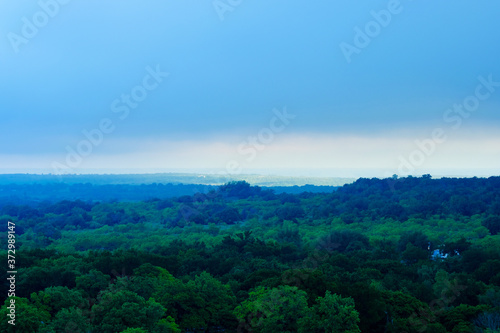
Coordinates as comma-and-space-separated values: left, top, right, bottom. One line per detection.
1, 0, 499, 177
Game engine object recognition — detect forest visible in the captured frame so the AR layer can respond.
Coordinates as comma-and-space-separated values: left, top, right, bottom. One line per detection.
1, 175, 500, 332
0, 182, 338, 204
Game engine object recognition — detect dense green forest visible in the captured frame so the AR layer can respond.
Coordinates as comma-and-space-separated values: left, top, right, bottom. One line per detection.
2, 176, 500, 332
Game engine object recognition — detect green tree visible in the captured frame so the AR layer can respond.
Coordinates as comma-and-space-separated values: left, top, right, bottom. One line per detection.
46, 307, 91, 333
75, 269, 111, 298
234, 285, 309, 333
402, 243, 429, 264
442, 304, 488, 333
91, 288, 166, 333
482, 215, 500, 235
155, 317, 182, 333
120, 328, 147, 333
154, 277, 206, 329
190, 271, 238, 329
397, 231, 429, 252
383, 291, 435, 333
129, 264, 174, 299
154, 271, 237, 331
298, 291, 361, 333
474, 311, 500, 333
0, 297, 50, 333
30, 286, 87, 316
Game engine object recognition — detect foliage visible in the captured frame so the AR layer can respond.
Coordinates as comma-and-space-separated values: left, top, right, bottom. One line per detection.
1, 176, 500, 332
0, 297, 50, 333
234, 285, 309, 332
298, 291, 361, 333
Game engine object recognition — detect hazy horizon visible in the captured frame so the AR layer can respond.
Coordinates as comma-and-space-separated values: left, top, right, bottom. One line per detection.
0, 167, 498, 180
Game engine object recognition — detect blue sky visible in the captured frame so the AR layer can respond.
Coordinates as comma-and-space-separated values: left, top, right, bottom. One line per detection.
1, 0, 499, 177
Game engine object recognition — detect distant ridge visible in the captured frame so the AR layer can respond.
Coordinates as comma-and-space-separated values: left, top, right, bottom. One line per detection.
0, 173, 355, 187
